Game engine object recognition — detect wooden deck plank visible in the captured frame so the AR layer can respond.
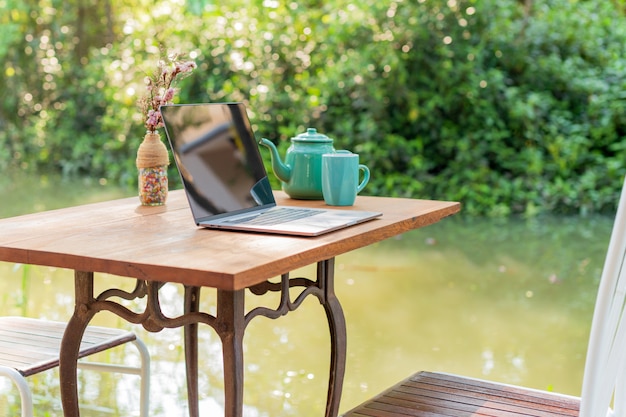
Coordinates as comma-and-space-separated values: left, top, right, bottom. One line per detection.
342, 372, 580, 417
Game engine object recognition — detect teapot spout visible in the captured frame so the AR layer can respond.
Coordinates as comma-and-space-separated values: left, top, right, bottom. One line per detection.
259, 138, 292, 183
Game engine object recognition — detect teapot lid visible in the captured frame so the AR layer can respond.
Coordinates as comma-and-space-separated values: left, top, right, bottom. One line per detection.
292, 128, 333, 143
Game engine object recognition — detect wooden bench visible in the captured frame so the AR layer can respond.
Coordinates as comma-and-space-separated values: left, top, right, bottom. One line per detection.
341, 371, 580, 416
0, 316, 150, 417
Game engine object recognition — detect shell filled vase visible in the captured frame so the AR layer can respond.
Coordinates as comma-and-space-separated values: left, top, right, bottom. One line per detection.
136, 131, 169, 206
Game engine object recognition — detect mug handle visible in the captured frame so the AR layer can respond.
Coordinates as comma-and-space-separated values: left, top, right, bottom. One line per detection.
357, 164, 370, 193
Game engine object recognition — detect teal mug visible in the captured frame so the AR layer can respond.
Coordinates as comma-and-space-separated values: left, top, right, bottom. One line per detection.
321, 153, 370, 206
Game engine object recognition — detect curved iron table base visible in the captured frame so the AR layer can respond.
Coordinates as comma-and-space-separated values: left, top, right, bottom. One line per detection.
59, 258, 345, 417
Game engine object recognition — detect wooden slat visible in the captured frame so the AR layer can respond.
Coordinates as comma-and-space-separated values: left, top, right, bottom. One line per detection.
342, 372, 580, 417
0, 317, 136, 376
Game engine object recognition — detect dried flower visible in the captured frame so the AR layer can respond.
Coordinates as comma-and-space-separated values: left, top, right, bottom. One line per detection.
138, 51, 197, 133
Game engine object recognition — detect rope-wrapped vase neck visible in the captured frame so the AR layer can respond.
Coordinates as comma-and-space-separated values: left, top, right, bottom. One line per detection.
136, 131, 169, 168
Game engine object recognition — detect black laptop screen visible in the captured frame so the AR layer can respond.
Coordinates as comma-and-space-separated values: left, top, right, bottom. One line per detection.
160, 103, 274, 221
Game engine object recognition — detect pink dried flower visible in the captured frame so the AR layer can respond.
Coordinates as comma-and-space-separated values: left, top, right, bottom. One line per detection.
146, 109, 161, 130
162, 88, 175, 102
177, 61, 197, 73
138, 50, 196, 133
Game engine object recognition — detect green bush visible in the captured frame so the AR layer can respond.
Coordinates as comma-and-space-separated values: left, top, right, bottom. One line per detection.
315, 0, 626, 216
1, 0, 625, 216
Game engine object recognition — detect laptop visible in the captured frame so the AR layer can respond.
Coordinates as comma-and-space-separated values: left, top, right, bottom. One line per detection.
159, 102, 382, 236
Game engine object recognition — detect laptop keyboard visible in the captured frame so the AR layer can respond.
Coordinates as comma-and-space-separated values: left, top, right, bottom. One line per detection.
235, 208, 321, 226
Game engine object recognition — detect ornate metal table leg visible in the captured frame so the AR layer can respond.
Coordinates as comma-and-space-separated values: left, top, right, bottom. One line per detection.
184, 286, 201, 417
59, 271, 97, 417
59, 262, 345, 417
319, 258, 347, 417
217, 289, 246, 417
246, 258, 347, 417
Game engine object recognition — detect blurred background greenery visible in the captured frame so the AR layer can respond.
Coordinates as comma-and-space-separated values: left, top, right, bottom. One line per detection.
1, 0, 626, 217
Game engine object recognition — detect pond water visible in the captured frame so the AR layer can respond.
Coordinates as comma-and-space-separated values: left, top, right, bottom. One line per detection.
0, 174, 613, 416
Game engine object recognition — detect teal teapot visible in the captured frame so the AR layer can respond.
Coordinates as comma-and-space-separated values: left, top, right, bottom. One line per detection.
259, 128, 343, 199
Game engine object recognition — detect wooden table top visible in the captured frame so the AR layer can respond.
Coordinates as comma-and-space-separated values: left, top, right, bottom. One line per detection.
0, 190, 460, 290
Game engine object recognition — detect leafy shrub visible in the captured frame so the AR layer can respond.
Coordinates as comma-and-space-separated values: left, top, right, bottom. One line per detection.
315, 0, 626, 216
0, 0, 625, 216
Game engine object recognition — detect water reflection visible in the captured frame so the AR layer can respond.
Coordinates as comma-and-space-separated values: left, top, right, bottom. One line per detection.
335, 215, 607, 402
0, 176, 613, 415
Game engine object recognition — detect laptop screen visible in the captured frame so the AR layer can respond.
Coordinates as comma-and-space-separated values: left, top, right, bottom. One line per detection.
160, 103, 275, 222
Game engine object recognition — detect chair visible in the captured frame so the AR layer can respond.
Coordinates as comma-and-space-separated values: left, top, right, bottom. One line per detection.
343, 177, 626, 417
0, 316, 150, 417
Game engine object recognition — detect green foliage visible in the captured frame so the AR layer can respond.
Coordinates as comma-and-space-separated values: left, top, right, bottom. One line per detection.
315, 0, 626, 217
1, 0, 625, 216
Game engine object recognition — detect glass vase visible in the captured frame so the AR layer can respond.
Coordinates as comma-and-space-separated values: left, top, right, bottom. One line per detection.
138, 165, 168, 206
136, 131, 169, 206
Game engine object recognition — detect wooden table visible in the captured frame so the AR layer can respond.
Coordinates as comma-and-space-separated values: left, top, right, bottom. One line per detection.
0, 189, 460, 417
